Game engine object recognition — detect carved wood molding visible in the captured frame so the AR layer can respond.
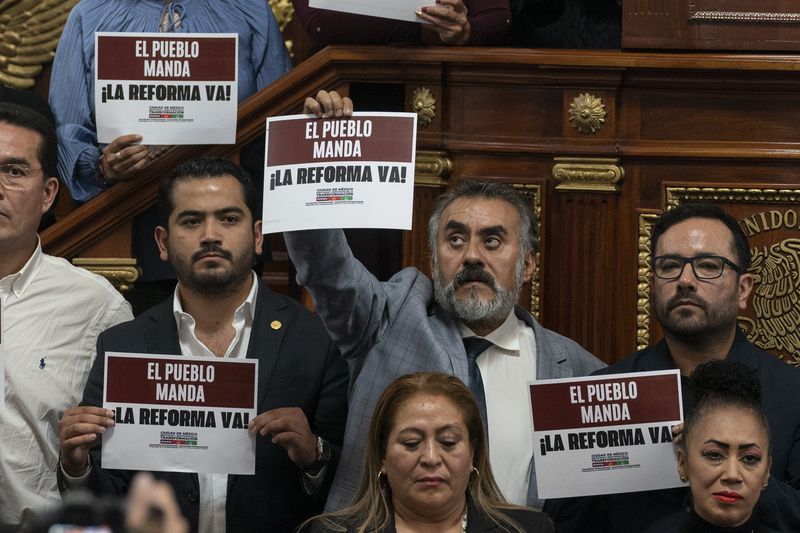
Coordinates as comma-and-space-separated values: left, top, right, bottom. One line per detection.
411, 87, 436, 127
511, 183, 542, 320
415, 150, 452, 187
568, 93, 606, 135
553, 157, 625, 193
636, 213, 659, 351
689, 11, 800, 23
72, 258, 140, 292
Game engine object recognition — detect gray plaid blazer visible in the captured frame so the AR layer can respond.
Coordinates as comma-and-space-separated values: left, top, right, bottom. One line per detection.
286, 229, 606, 511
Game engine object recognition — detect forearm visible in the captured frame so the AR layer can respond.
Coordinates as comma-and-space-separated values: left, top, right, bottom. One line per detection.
284, 229, 386, 357
465, 0, 511, 45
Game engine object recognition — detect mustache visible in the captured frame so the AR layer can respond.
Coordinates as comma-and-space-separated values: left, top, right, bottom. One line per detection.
453, 264, 497, 290
666, 288, 706, 311
191, 244, 233, 263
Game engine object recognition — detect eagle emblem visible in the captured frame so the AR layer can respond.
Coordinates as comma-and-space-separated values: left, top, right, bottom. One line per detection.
740, 238, 800, 365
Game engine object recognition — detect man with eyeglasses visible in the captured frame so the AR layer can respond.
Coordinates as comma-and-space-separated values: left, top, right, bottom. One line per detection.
0, 95, 132, 530
545, 202, 800, 532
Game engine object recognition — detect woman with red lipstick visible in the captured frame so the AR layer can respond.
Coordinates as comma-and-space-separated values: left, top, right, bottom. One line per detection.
647, 361, 777, 533
300, 372, 553, 532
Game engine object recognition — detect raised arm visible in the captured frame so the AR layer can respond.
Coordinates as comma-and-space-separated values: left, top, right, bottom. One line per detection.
284, 228, 389, 361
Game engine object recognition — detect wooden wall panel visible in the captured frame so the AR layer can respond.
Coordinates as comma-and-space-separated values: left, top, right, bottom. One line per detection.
623, 0, 800, 51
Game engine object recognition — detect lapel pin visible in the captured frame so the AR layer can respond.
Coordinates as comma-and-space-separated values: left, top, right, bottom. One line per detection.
270, 320, 282, 330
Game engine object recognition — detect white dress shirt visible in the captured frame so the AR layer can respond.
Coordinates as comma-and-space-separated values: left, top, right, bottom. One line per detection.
460, 310, 537, 505
173, 272, 258, 533
0, 241, 133, 528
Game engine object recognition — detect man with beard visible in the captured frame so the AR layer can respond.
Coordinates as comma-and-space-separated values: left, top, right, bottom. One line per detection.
287, 93, 603, 511
57, 159, 348, 533
545, 202, 800, 532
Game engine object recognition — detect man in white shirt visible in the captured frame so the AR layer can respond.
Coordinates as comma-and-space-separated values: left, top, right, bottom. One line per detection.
57, 158, 348, 532
0, 95, 133, 530
289, 91, 605, 511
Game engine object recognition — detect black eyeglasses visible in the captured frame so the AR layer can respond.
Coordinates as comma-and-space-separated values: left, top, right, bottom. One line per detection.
652, 255, 743, 280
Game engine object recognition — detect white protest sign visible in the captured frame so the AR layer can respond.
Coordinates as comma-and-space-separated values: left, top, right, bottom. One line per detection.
310, 0, 427, 23
262, 112, 417, 233
102, 352, 257, 474
94, 32, 238, 145
531, 370, 685, 498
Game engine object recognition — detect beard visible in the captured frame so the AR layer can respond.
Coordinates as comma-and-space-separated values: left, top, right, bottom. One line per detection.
654, 285, 740, 344
433, 257, 524, 331
171, 242, 254, 297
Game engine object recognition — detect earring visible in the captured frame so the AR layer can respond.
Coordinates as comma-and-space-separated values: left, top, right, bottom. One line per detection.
679, 472, 688, 483
472, 467, 479, 477
762, 480, 769, 491
377, 470, 385, 481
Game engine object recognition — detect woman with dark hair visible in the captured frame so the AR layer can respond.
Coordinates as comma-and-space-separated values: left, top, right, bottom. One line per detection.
302, 372, 552, 532
647, 361, 777, 533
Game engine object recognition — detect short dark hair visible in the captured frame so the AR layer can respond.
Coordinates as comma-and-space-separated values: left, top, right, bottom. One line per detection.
157, 158, 259, 227
0, 94, 58, 180
683, 360, 771, 455
651, 203, 751, 271
428, 180, 539, 259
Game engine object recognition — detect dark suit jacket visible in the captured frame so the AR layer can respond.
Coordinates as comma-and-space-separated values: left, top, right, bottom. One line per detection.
62, 281, 349, 533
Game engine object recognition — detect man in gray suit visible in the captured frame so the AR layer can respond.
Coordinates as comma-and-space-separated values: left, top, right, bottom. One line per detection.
290, 91, 605, 512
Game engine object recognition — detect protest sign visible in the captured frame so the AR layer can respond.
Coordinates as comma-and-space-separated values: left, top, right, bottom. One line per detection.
94, 33, 238, 145
102, 352, 257, 474
531, 370, 684, 498
309, 0, 427, 23
262, 112, 417, 232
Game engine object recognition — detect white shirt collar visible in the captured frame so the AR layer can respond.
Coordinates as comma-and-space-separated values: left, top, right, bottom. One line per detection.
459, 309, 520, 352
0, 237, 43, 298
172, 270, 259, 327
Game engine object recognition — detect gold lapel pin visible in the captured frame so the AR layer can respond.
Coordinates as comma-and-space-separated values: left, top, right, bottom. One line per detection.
270, 320, 282, 330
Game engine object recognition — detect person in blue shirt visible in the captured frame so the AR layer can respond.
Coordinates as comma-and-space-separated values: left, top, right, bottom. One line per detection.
49, 0, 292, 203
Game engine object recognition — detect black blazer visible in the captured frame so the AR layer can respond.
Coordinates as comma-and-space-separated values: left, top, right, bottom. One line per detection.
62, 281, 349, 533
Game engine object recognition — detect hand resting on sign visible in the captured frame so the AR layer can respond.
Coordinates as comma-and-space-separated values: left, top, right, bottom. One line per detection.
248, 407, 318, 466
58, 406, 116, 477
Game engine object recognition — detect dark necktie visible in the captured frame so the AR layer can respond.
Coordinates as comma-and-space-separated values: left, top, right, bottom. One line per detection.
463, 337, 493, 434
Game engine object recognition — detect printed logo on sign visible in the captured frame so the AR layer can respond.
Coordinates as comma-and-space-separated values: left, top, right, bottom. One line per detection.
153, 431, 208, 450
582, 451, 640, 473
149, 105, 185, 119
591, 451, 629, 468
316, 187, 355, 203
